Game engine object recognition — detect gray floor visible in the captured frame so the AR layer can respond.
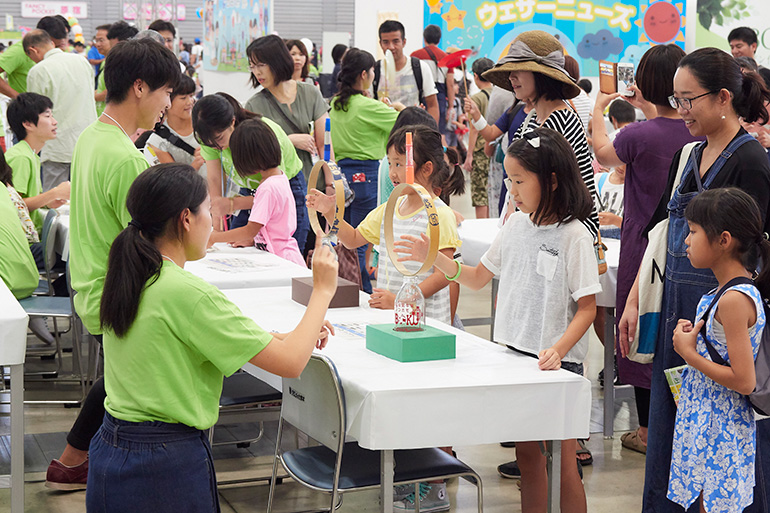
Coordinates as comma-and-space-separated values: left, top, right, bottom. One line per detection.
0, 182, 647, 512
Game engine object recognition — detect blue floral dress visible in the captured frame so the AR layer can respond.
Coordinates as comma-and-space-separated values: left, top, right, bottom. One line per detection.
668, 283, 765, 512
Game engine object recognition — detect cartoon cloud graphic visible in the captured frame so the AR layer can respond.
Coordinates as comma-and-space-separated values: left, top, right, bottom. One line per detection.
577, 29, 625, 61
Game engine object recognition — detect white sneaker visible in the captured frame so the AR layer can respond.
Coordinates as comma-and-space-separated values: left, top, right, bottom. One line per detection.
393, 483, 450, 512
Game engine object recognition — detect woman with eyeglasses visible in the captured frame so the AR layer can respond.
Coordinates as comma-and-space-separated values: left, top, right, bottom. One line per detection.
590, 45, 702, 458
618, 47, 770, 513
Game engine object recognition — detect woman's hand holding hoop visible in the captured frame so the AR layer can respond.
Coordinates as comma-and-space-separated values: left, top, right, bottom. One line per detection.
306, 189, 335, 215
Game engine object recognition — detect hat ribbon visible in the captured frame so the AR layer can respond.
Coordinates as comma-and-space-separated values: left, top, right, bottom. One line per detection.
501, 40, 566, 72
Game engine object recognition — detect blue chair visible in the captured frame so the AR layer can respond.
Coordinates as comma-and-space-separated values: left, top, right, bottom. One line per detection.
33, 209, 64, 296
266, 354, 483, 513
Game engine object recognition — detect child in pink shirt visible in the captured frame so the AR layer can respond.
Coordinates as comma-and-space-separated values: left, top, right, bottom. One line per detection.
208, 119, 305, 267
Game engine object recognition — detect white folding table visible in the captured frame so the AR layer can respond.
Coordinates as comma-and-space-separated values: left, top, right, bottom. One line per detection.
185, 244, 311, 289
225, 286, 591, 513
0, 281, 27, 513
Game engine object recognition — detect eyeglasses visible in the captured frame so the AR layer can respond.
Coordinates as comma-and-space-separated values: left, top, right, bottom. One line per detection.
668, 91, 716, 110
504, 177, 512, 191
248, 62, 267, 71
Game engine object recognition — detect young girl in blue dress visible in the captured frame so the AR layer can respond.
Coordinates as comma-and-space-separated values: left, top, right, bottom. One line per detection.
397, 127, 601, 513
669, 188, 769, 513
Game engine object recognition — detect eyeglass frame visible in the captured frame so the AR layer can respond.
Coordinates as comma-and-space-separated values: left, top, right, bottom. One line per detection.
668, 91, 717, 110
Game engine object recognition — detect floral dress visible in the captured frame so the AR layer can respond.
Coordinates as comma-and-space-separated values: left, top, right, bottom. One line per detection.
668, 283, 765, 512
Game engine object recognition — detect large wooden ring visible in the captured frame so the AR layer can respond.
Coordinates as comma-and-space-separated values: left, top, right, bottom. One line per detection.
383, 183, 440, 276
307, 160, 345, 237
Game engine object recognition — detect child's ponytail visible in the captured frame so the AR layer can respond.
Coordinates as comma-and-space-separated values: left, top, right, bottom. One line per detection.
387, 125, 455, 195
441, 146, 466, 201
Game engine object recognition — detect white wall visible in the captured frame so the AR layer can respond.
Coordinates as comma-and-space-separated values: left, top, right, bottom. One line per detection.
200, 70, 255, 106
353, 0, 424, 58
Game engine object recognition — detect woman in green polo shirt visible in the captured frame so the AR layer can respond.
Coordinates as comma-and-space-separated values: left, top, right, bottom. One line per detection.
86, 163, 337, 513
193, 93, 309, 254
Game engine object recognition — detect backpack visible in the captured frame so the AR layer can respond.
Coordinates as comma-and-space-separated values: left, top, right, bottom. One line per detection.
372, 56, 424, 106
134, 123, 196, 156
698, 276, 770, 416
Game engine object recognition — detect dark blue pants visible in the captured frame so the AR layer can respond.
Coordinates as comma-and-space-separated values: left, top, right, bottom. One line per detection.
230, 173, 309, 254
86, 413, 219, 513
338, 158, 379, 294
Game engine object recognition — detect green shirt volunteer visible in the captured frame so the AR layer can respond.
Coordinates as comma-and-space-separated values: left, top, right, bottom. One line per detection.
103, 261, 272, 430
199, 116, 301, 191
5, 140, 43, 231
95, 61, 106, 116
0, 182, 38, 299
0, 42, 35, 95
70, 121, 149, 334
329, 94, 398, 161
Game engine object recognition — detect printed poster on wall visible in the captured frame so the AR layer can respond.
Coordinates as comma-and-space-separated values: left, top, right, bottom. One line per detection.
203, 0, 272, 72
694, 0, 769, 67
423, 0, 688, 77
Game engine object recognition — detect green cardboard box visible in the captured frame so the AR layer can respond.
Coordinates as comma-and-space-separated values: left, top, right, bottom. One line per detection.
366, 324, 456, 362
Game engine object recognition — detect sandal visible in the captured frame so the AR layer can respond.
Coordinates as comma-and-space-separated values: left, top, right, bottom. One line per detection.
621, 430, 647, 454
576, 439, 593, 466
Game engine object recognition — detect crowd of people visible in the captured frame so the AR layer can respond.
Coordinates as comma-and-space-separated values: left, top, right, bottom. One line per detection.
0, 12, 770, 513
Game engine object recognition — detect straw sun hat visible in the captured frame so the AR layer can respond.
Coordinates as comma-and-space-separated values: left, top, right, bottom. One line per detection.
482, 30, 581, 99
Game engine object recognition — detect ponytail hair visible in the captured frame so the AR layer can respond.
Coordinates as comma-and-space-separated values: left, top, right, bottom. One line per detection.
192, 92, 261, 149
100, 164, 208, 337
685, 188, 770, 298
387, 125, 453, 194
333, 47, 375, 112
679, 48, 770, 125
441, 146, 466, 201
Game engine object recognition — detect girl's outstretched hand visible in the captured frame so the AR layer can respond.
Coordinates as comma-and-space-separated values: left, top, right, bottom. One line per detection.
311, 240, 339, 299
394, 233, 430, 263
316, 320, 335, 349
369, 288, 395, 309
673, 318, 702, 360
538, 347, 561, 370
306, 189, 335, 215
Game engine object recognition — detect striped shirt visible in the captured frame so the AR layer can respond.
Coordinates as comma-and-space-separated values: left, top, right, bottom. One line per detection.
513, 105, 599, 237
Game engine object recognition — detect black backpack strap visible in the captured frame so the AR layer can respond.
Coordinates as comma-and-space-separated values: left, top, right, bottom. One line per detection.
373, 60, 381, 100
153, 125, 197, 156
411, 56, 425, 106
699, 276, 755, 365
481, 89, 490, 100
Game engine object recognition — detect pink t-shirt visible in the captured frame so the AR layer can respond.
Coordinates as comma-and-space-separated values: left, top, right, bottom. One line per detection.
248, 172, 305, 267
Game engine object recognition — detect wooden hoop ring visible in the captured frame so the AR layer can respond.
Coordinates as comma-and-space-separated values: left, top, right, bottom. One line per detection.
383, 183, 440, 276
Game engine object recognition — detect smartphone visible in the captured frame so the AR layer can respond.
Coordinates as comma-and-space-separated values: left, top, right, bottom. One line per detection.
599, 60, 635, 96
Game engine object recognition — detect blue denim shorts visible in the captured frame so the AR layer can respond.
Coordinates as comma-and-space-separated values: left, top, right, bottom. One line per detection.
86, 413, 219, 513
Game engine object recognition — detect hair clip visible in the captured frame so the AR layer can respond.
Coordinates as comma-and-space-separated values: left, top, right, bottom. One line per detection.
527, 136, 541, 148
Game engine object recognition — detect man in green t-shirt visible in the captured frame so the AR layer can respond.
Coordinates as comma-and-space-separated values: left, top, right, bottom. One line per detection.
47, 37, 181, 492
5, 92, 70, 232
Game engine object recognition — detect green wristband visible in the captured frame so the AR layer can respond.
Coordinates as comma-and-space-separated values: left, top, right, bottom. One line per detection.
445, 260, 462, 281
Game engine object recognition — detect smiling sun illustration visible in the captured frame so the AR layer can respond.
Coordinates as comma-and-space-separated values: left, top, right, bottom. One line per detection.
637, 1, 685, 44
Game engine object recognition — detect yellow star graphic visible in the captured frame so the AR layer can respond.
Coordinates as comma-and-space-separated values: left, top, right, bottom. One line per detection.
426, 0, 443, 14
442, 3, 466, 31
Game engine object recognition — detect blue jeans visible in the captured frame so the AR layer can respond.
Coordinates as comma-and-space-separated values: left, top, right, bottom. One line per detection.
230, 174, 309, 254
86, 413, 219, 513
338, 158, 379, 294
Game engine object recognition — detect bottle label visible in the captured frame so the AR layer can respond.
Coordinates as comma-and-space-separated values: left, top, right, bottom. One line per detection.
394, 302, 423, 332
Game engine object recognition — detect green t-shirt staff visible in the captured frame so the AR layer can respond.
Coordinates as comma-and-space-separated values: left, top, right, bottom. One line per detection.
5, 140, 43, 231
0, 182, 38, 299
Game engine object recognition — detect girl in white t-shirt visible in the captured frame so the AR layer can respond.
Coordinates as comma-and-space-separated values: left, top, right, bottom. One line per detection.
398, 127, 601, 513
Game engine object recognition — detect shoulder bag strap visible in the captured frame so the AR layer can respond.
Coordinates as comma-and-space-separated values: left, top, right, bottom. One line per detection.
698, 276, 755, 365
153, 125, 196, 156
700, 132, 757, 190
671, 141, 700, 200
259, 89, 307, 135
411, 56, 425, 106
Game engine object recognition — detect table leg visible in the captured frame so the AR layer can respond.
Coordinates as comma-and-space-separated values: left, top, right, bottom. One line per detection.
380, 449, 394, 513
10, 364, 23, 513
545, 440, 561, 513
603, 307, 616, 438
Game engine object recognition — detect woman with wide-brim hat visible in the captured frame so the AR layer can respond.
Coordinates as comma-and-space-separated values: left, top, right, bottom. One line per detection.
465, 30, 599, 238
465, 29, 595, 513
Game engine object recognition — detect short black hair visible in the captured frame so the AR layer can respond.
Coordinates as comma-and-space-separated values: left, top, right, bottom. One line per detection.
285, 39, 310, 80
507, 128, 592, 226
608, 99, 636, 125
193, 93, 261, 149
392, 106, 438, 133
36, 16, 68, 40
728, 27, 758, 46
471, 57, 494, 77
22, 30, 52, 54
230, 118, 281, 177
577, 78, 592, 94
246, 35, 294, 88
104, 38, 180, 104
636, 44, 685, 108
379, 20, 405, 40
107, 21, 139, 41
7, 92, 53, 140
96, 24, 112, 33
423, 25, 441, 45
533, 72, 566, 101
148, 19, 176, 37
332, 44, 347, 65
171, 74, 196, 101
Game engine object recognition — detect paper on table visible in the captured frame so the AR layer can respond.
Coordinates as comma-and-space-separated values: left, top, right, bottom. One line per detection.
202, 256, 278, 273
332, 322, 367, 340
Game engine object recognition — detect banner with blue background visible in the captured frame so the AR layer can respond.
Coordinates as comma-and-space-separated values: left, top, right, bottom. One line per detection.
424, 0, 688, 76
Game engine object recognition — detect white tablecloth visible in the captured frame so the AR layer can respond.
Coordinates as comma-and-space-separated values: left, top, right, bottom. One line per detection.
458, 218, 620, 308
226, 286, 592, 450
185, 244, 311, 289
0, 281, 27, 365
